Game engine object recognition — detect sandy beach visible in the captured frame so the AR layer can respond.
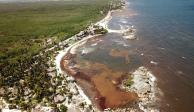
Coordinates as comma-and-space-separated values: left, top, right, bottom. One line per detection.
55, 1, 161, 111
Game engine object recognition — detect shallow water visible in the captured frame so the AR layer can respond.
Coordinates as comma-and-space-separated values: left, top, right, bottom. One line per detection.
61, 35, 141, 109
61, 0, 194, 111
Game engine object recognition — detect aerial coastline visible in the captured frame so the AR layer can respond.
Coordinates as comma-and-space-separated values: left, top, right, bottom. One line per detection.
0, 0, 127, 111
0, 0, 161, 111
1, 0, 194, 111
57, 0, 161, 111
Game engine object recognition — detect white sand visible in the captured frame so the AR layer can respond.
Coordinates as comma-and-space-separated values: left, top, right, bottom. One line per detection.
54, 10, 113, 111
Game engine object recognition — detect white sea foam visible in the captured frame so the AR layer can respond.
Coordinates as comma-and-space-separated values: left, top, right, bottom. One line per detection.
120, 19, 128, 24
129, 66, 161, 112
81, 47, 95, 55
150, 60, 158, 65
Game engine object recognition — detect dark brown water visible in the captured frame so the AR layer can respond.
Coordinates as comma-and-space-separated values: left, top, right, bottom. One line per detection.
121, 0, 194, 111
61, 0, 194, 111
61, 35, 141, 109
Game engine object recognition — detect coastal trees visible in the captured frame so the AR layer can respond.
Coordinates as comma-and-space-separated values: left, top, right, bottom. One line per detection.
0, 0, 124, 111
93, 25, 108, 34
59, 104, 67, 112
0, 52, 55, 110
123, 76, 134, 87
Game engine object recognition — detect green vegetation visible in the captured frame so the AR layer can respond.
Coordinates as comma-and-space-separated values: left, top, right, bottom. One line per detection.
93, 25, 108, 34
0, 0, 124, 110
79, 102, 85, 109
124, 76, 134, 87
0, 52, 55, 110
59, 104, 67, 112
0, 0, 113, 64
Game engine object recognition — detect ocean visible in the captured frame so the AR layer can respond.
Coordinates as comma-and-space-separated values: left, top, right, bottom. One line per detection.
125, 0, 194, 111
56, 0, 194, 111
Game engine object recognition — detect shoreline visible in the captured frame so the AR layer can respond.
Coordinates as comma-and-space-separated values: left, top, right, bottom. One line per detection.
120, 67, 161, 112
0, 2, 118, 112
55, 0, 161, 112
54, 8, 115, 111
